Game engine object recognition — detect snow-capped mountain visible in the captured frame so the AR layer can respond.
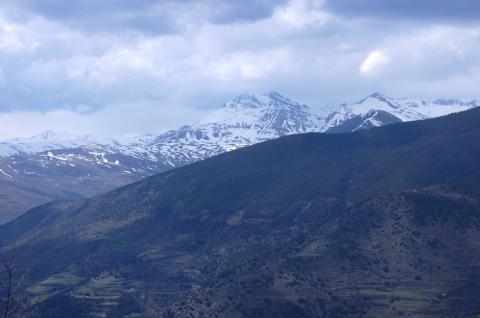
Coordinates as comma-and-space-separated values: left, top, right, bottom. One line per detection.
124, 91, 478, 164
0, 91, 478, 223
0, 130, 111, 157
119, 92, 325, 166
3, 92, 474, 159
197, 92, 323, 136
322, 92, 479, 132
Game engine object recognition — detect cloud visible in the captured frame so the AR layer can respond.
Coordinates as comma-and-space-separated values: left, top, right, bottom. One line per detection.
0, 0, 478, 138
273, 0, 330, 29
0, 1, 335, 113
359, 50, 390, 77
205, 48, 294, 80
6, 0, 289, 36
323, 0, 480, 23
206, 0, 290, 24
361, 26, 480, 80
5, 0, 184, 35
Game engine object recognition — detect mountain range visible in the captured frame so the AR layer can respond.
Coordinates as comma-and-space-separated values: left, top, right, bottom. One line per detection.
1, 106, 480, 317
0, 92, 477, 223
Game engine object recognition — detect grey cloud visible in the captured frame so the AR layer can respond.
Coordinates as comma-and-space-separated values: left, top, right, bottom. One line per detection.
323, 0, 480, 23
207, 0, 289, 24
7, 0, 182, 35
0, 0, 478, 131
7, 0, 288, 35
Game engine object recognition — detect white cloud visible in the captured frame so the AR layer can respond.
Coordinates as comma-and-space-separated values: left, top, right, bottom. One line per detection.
0, 13, 39, 52
273, 0, 329, 29
0, 1, 478, 138
206, 48, 293, 81
359, 50, 390, 77
362, 26, 480, 80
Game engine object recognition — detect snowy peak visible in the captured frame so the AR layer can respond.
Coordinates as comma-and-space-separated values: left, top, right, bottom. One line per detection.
200, 91, 302, 124
0, 92, 478, 160
30, 130, 60, 141
220, 91, 309, 115
0, 130, 113, 157
322, 92, 478, 132
127, 92, 325, 165
352, 93, 402, 114
354, 92, 479, 109
27, 131, 104, 145
225, 91, 297, 109
5, 130, 104, 144
197, 92, 320, 137
357, 92, 397, 105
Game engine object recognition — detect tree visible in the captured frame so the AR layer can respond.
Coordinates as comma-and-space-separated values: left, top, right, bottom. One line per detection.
1, 248, 31, 318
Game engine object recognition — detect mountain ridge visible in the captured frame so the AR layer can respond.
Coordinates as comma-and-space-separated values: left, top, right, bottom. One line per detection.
1, 91, 478, 158
0, 91, 477, 223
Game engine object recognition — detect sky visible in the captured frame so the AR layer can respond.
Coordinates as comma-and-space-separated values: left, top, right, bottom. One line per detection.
0, 0, 479, 139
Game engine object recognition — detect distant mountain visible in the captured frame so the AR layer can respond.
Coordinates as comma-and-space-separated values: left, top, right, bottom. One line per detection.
0, 92, 325, 223
0, 92, 477, 223
322, 92, 478, 132
121, 92, 325, 165
2, 108, 480, 317
2, 92, 476, 159
0, 130, 111, 157
0, 147, 162, 222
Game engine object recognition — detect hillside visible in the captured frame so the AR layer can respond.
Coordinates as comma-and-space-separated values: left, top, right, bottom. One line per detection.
170, 182, 480, 317
1, 107, 480, 317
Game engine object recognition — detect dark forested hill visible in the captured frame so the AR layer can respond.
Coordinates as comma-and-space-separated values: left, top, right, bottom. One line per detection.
1, 108, 480, 317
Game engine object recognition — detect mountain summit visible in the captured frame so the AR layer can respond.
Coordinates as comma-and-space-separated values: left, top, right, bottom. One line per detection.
322, 93, 478, 132
0, 131, 107, 157
197, 91, 324, 137
121, 92, 325, 167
